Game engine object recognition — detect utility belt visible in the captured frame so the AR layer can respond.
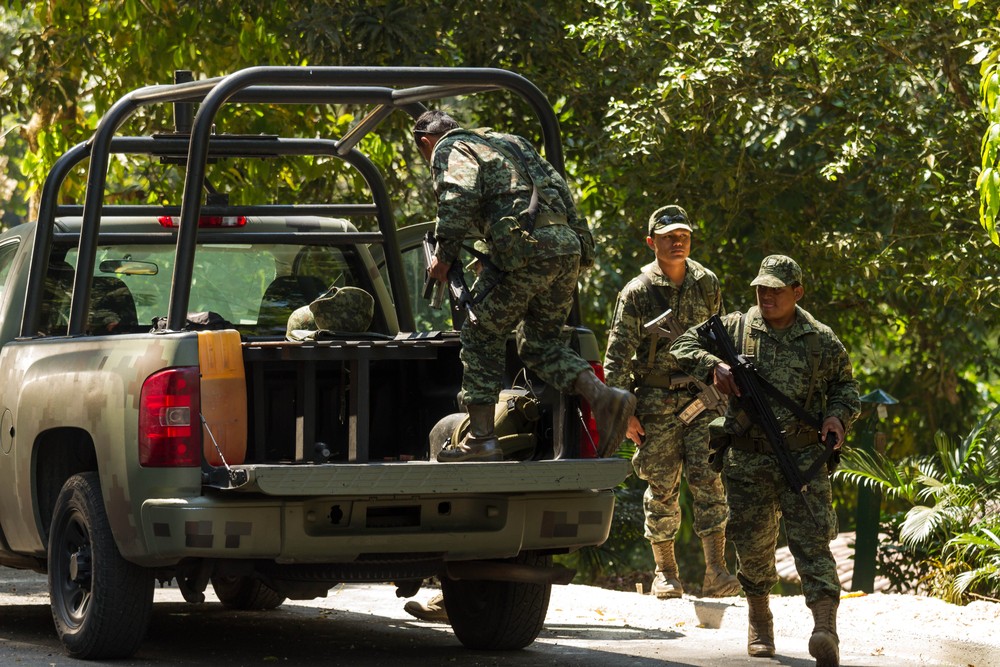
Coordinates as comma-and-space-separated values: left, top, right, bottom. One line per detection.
638, 371, 699, 391
729, 429, 819, 454
532, 212, 568, 229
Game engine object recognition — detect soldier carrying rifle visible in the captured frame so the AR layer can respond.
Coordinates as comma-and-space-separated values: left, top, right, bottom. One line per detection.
603, 205, 740, 600
670, 254, 861, 667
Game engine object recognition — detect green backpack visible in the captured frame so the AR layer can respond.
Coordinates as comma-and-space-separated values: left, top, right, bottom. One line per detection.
428, 388, 541, 461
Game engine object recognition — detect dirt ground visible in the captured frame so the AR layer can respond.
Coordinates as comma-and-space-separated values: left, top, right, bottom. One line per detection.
535, 584, 1000, 666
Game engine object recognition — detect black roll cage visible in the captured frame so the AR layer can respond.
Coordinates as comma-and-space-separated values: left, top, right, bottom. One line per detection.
22, 66, 566, 337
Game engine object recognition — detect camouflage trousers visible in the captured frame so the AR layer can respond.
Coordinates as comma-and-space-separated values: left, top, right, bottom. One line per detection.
631, 398, 729, 543
724, 446, 840, 604
459, 254, 590, 406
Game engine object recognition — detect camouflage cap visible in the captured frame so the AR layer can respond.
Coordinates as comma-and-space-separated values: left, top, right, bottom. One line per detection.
285, 286, 375, 336
750, 254, 802, 288
648, 205, 692, 236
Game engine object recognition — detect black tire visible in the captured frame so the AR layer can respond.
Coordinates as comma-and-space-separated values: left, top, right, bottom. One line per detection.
211, 575, 286, 610
48, 472, 155, 659
441, 551, 552, 650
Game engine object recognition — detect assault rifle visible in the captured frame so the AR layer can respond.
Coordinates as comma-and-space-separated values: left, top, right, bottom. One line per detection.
421, 231, 447, 310
643, 309, 725, 425
697, 314, 836, 527
422, 232, 504, 326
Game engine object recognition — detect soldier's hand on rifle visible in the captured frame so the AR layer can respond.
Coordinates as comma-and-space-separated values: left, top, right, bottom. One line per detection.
821, 416, 845, 450
713, 362, 741, 397
428, 255, 450, 283
626, 415, 645, 447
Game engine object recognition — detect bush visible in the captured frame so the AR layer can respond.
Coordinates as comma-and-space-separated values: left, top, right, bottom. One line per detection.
837, 405, 1000, 603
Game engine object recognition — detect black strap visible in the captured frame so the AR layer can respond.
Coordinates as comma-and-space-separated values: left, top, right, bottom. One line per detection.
492, 135, 544, 234
638, 272, 670, 312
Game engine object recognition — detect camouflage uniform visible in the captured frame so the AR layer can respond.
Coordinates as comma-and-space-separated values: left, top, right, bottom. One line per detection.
604, 258, 728, 543
670, 304, 861, 604
430, 128, 595, 404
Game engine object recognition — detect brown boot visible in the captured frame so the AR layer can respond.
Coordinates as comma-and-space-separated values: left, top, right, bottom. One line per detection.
437, 403, 501, 462
808, 596, 840, 667
701, 531, 741, 597
574, 370, 636, 457
650, 540, 683, 599
403, 592, 448, 623
746, 593, 775, 658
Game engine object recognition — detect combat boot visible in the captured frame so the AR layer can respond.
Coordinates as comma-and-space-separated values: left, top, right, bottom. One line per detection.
650, 540, 683, 599
403, 592, 448, 623
701, 531, 741, 597
573, 370, 636, 457
746, 593, 775, 657
437, 403, 501, 462
807, 596, 840, 667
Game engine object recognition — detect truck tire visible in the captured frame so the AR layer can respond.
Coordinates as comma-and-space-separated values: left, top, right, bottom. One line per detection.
441, 551, 552, 650
48, 472, 154, 659
211, 575, 286, 610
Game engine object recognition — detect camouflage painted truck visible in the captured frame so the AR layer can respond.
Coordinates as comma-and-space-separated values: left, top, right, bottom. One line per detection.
0, 67, 631, 659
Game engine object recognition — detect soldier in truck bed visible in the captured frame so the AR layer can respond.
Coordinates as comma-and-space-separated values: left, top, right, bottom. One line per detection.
603, 204, 740, 600
416, 109, 636, 463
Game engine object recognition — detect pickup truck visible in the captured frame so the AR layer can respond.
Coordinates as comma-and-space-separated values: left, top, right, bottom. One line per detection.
0, 66, 630, 659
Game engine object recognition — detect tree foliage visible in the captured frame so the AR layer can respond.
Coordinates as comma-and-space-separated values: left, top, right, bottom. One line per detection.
1, 0, 997, 455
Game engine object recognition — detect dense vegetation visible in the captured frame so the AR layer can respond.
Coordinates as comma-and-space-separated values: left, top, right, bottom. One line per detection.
2, 0, 997, 601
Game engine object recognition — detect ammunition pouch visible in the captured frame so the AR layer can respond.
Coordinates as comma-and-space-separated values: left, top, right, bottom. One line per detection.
707, 416, 730, 473
638, 372, 699, 391
489, 214, 536, 272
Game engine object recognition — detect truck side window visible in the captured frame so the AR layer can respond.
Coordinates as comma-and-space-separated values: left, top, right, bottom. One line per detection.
0, 240, 19, 309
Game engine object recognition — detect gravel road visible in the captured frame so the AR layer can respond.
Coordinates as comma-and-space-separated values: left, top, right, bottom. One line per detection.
0, 569, 996, 666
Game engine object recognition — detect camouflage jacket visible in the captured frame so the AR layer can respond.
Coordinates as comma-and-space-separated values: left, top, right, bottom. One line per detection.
429, 128, 594, 270
669, 305, 860, 434
604, 258, 723, 412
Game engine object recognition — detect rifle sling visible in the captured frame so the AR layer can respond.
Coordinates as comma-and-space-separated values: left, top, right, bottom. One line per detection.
491, 135, 546, 234
733, 313, 837, 485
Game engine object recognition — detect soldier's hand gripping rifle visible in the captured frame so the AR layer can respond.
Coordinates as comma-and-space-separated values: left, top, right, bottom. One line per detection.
422, 232, 503, 326
421, 231, 447, 310
697, 314, 835, 527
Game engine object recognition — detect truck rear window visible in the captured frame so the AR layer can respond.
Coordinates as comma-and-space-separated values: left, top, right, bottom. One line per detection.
45, 242, 369, 337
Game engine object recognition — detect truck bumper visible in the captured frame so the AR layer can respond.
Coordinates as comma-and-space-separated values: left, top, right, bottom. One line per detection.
140, 488, 619, 563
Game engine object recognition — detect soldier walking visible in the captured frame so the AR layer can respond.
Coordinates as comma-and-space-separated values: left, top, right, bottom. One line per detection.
670, 255, 861, 666
603, 205, 740, 599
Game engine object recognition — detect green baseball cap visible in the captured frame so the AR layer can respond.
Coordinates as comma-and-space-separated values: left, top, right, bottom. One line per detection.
751, 255, 802, 288
648, 205, 692, 236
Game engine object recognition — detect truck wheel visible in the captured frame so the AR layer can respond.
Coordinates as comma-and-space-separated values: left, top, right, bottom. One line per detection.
48, 472, 154, 659
441, 551, 552, 650
211, 575, 286, 610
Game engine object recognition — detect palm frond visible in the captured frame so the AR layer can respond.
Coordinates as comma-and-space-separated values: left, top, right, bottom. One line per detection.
835, 446, 918, 502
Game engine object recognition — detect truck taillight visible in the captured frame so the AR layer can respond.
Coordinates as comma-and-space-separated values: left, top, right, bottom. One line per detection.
157, 215, 246, 228
139, 367, 202, 467
578, 361, 603, 458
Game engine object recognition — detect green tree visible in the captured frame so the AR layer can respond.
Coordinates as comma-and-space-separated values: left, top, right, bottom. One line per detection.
568, 0, 1000, 452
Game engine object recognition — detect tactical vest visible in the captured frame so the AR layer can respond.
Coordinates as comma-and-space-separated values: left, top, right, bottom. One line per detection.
738, 308, 824, 418
637, 266, 717, 381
